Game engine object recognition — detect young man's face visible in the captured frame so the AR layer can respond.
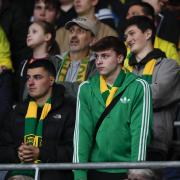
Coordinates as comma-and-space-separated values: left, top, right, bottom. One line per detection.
124, 25, 150, 54
68, 25, 94, 53
27, 23, 49, 48
33, 1, 58, 24
26, 67, 54, 101
95, 49, 121, 78
74, 0, 97, 15
126, 5, 145, 19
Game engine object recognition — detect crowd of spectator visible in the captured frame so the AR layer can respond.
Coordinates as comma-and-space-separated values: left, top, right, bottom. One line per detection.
0, 0, 180, 180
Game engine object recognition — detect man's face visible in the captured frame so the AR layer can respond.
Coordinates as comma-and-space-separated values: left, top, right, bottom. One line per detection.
124, 25, 150, 54
68, 25, 94, 52
74, 0, 97, 15
95, 49, 121, 78
27, 67, 54, 101
142, 0, 163, 14
33, 1, 58, 23
126, 5, 145, 19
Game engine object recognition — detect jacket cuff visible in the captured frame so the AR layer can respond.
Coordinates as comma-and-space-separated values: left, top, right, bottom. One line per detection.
73, 170, 87, 180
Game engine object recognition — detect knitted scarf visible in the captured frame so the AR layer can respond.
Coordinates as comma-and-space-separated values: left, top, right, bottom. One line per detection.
127, 58, 156, 84
9, 99, 51, 178
100, 70, 126, 107
24, 98, 51, 149
126, 49, 166, 83
57, 53, 88, 82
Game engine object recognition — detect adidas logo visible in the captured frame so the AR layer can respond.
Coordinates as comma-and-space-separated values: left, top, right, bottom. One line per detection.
120, 97, 130, 104
53, 114, 62, 119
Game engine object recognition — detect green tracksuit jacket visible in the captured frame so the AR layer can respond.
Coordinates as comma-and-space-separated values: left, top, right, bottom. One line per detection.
73, 70, 153, 180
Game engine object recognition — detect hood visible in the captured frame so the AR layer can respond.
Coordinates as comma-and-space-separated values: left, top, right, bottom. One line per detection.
129, 48, 166, 66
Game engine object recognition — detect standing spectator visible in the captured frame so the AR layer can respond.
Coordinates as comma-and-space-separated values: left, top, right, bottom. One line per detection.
0, 60, 75, 180
0, 25, 13, 124
19, 20, 59, 101
56, 0, 77, 28
124, 16, 180, 160
142, 0, 179, 47
55, 17, 97, 99
73, 36, 152, 180
56, 0, 118, 53
0, 0, 31, 71
125, 1, 180, 65
31, 0, 61, 28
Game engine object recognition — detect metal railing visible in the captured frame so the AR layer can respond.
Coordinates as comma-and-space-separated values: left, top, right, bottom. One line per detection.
1, 161, 180, 180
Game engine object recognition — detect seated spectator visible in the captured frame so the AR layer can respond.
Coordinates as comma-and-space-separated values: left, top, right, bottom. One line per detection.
19, 20, 60, 101
56, 0, 118, 53
55, 17, 97, 99
125, 1, 180, 65
0, 60, 75, 180
124, 16, 180, 160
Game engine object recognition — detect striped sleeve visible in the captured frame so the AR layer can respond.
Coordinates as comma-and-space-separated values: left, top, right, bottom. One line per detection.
131, 79, 152, 161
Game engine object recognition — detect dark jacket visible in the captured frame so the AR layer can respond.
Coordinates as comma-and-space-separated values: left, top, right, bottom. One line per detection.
0, 84, 75, 180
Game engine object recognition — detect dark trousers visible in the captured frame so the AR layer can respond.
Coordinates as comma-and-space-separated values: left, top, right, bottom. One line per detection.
87, 170, 127, 180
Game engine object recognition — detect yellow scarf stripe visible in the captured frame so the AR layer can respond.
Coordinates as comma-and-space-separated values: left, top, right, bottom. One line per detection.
100, 75, 118, 107
106, 87, 118, 107
57, 55, 88, 82
40, 103, 51, 120
100, 75, 108, 93
143, 59, 156, 75
25, 101, 38, 118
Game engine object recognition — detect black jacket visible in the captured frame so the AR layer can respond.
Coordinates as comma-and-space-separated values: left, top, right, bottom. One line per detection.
0, 84, 75, 180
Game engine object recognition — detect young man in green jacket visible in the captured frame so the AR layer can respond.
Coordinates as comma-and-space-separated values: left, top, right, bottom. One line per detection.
73, 36, 153, 180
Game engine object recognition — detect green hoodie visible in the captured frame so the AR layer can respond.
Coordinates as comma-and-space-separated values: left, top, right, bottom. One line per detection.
73, 70, 153, 180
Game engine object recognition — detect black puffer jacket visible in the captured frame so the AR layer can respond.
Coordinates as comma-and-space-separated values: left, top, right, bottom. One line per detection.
0, 84, 75, 180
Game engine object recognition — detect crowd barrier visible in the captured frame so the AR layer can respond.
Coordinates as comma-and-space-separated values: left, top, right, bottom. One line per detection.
1, 161, 180, 180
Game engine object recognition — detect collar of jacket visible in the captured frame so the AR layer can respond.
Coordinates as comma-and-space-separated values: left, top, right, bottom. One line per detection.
89, 69, 139, 107
129, 48, 166, 66
15, 84, 65, 115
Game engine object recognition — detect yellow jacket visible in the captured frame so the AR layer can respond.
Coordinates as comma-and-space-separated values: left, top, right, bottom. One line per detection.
0, 26, 13, 70
154, 36, 180, 65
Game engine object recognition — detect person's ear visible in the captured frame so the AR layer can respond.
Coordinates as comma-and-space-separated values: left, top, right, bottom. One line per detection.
45, 33, 52, 42
145, 29, 152, 41
117, 55, 124, 64
49, 76, 55, 86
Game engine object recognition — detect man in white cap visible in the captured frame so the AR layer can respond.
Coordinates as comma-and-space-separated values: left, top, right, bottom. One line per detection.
55, 17, 97, 99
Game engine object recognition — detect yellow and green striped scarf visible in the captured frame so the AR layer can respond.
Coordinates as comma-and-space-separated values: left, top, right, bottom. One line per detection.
9, 99, 51, 178
24, 98, 51, 150
57, 53, 89, 82
126, 59, 156, 83
100, 70, 125, 107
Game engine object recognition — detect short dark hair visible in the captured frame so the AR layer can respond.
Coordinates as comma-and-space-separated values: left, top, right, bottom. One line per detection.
27, 59, 56, 78
35, 0, 60, 12
124, 16, 156, 44
91, 36, 127, 60
127, 2, 155, 21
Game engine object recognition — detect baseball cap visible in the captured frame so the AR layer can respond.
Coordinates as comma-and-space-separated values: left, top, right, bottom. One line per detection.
65, 17, 97, 36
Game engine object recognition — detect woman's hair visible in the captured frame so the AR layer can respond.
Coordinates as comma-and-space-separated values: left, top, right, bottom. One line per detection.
32, 20, 60, 55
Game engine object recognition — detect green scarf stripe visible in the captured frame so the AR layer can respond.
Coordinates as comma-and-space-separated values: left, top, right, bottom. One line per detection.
141, 75, 152, 84
10, 99, 52, 178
